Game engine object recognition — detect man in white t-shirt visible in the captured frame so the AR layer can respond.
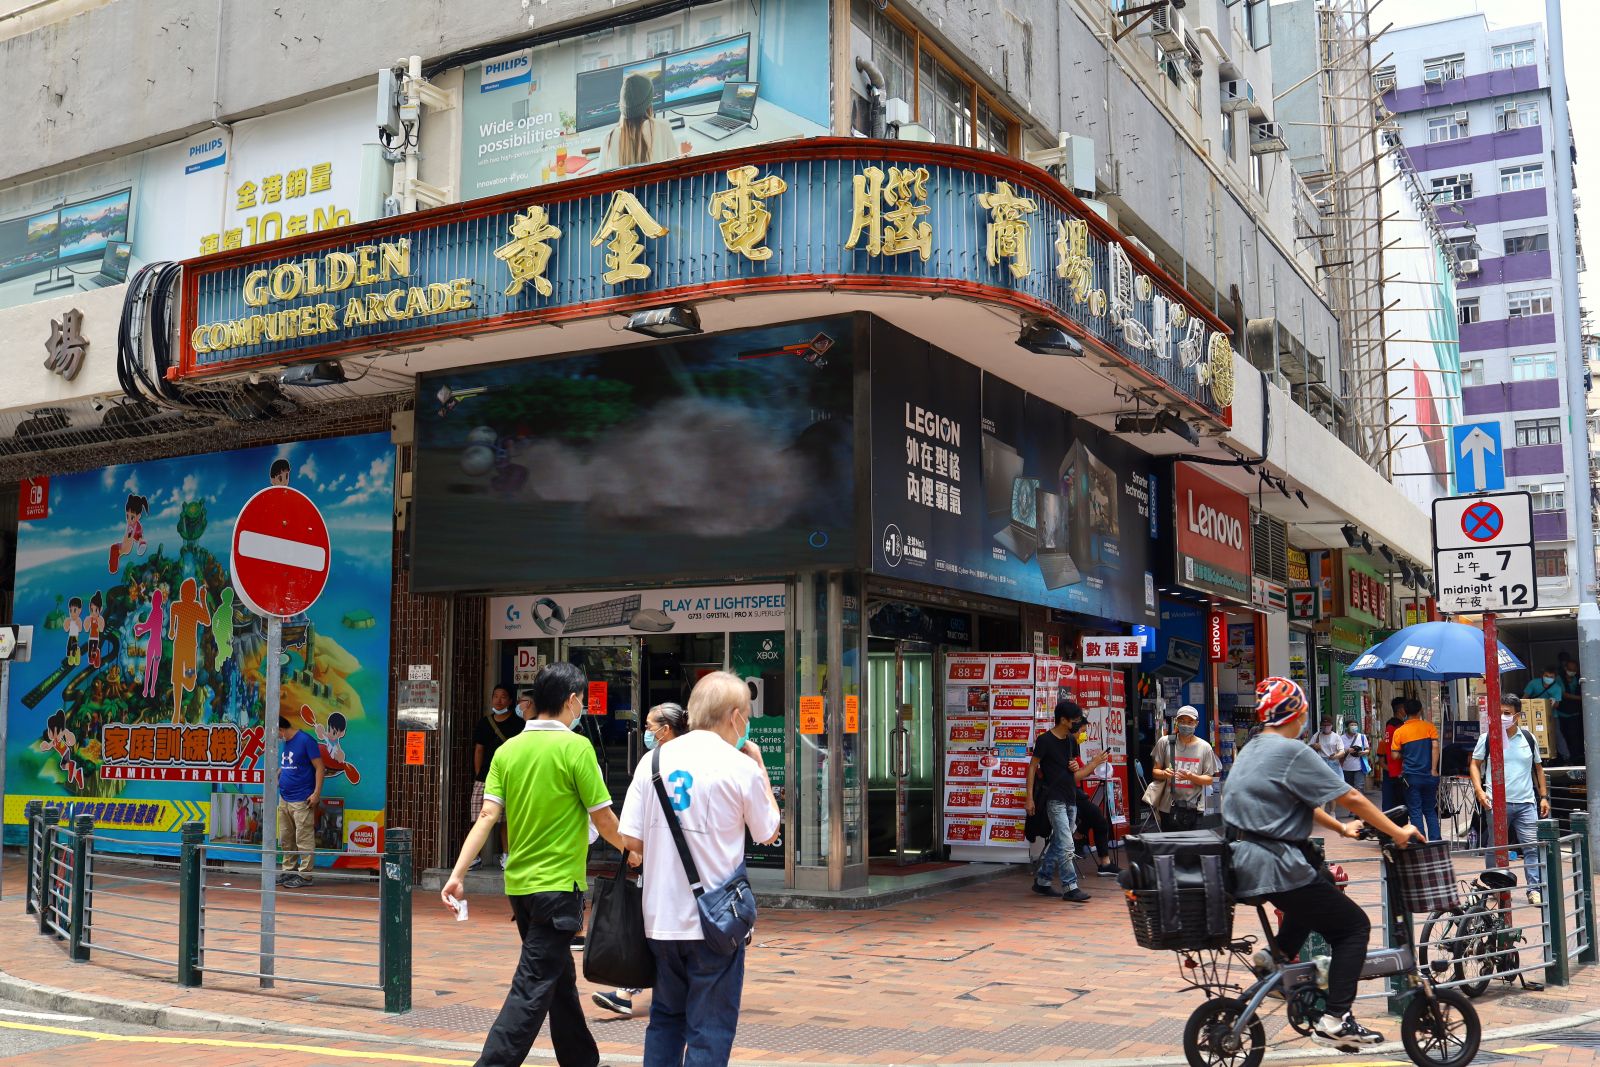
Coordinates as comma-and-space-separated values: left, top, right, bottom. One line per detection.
618, 671, 779, 1067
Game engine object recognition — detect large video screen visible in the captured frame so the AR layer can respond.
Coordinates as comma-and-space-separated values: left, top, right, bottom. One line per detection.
662, 35, 751, 106
0, 188, 131, 284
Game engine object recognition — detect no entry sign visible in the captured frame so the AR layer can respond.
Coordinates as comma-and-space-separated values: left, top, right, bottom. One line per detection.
231, 487, 331, 618
1432, 492, 1536, 615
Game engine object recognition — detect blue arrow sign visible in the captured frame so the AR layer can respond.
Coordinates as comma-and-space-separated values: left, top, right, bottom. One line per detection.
1451, 421, 1505, 494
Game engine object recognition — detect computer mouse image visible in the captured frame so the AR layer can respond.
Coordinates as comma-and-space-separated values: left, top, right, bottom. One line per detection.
628, 608, 676, 632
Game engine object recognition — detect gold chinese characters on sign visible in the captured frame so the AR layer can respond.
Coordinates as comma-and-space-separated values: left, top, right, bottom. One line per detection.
202, 162, 344, 255
846, 165, 933, 260
592, 191, 670, 284
975, 182, 1037, 279
709, 165, 789, 262
1201, 333, 1236, 406
495, 206, 563, 298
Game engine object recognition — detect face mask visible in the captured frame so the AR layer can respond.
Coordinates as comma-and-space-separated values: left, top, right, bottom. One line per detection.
737, 721, 751, 748
1321, 725, 1333, 734
1345, 725, 1356, 735
1075, 729, 1089, 744
1543, 675, 1555, 684
1176, 723, 1196, 738
643, 730, 658, 751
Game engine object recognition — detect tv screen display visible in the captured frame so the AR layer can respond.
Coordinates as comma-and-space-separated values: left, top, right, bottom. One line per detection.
661, 35, 750, 106
0, 188, 130, 283
57, 190, 131, 258
575, 58, 666, 132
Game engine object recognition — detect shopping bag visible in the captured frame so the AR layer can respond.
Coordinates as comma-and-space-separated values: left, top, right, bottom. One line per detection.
582, 857, 655, 989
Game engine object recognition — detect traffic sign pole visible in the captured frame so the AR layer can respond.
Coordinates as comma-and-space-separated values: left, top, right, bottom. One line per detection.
260, 615, 280, 989
1483, 614, 1509, 869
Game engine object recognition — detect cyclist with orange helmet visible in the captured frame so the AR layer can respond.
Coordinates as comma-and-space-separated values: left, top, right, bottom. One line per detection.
1223, 677, 1422, 1051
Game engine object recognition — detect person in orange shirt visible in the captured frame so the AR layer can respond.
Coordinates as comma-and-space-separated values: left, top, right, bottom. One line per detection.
1375, 697, 1408, 812
1391, 697, 1441, 840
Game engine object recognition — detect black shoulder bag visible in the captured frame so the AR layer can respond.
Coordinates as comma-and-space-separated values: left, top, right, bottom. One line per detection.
650, 746, 758, 956
582, 854, 655, 990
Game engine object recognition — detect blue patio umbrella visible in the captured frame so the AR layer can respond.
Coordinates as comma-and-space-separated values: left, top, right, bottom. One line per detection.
1345, 620, 1525, 682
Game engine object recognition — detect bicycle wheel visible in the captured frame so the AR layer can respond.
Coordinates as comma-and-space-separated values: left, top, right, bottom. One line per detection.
1418, 906, 1491, 997
1183, 997, 1266, 1067
1401, 988, 1481, 1067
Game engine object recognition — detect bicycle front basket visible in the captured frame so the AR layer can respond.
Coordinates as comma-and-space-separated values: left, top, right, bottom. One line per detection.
1394, 840, 1460, 913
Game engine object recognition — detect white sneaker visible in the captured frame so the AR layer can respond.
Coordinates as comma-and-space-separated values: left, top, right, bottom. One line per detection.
1250, 948, 1277, 977
1311, 1012, 1385, 1050
1528, 889, 1543, 907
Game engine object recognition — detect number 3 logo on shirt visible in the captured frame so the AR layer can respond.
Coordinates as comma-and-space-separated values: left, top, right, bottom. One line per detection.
667, 769, 694, 812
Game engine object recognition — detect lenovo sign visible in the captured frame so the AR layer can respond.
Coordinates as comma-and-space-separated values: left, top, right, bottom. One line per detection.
1174, 462, 1252, 603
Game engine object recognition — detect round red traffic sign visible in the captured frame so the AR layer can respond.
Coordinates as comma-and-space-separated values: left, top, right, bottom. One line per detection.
230, 487, 331, 618
1460, 501, 1503, 543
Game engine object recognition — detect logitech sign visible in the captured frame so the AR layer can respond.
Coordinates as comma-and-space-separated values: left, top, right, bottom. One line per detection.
1174, 461, 1252, 603
487, 584, 788, 639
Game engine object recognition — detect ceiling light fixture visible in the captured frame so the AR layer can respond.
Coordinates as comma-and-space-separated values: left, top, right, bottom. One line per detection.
1017, 319, 1085, 357
1340, 524, 1360, 548
626, 304, 703, 338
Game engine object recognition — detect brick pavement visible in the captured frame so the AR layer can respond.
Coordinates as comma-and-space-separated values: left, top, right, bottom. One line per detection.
2, 836, 1598, 1065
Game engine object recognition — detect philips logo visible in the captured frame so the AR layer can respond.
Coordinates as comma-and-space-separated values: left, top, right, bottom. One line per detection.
189, 138, 224, 157
481, 54, 533, 93
184, 137, 226, 175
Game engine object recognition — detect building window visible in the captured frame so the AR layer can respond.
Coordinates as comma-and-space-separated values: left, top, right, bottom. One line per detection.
1501, 163, 1546, 192
1245, 0, 1271, 50
1462, 359, 1485, 385
1221, 109, 1236, 160
1512, 353, 1558, 379
1507, 288, 1554, 317
1428, 113, 1469, 142
1494, 99, 1540, 131
1514, 416, 1560, 446
1430, 173, 1474, 202
920, 49, 973, 146
1492, 41, 1537, 70
1530, 483, 1565, 512
1536, 548, 1568, 578
1251, 153, 1265, 193
644, 28, 680, 55
1447, 235, 1479, 265
1503, 229, 1549, 255
1424, 54, 1467, 82
1458, 298, 1481, 326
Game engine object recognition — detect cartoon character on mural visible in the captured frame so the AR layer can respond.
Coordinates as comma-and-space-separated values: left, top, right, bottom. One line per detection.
64, 596, 83, 666
132, 586, 167, 699
300, 705, 361, 784
38, 710, 85, 790
86, 591, 105, 669
109, 493, 150, 573
212, 587, 237, 669
269, 458, 291, 486
167, 577, 212, 723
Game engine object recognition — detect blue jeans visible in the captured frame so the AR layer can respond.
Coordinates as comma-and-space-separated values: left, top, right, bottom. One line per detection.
1381, 775, 1407, 813
1484, 801, 1543, 895
645, 937, 744, 1067
1034, 798, 1078, 891
1406, 775, 1441, 841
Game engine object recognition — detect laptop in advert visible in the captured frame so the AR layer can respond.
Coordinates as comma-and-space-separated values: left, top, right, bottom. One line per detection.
1153, 637, 1204, 680
983, 436, 1038, 561
691, 81, 759, 140
1034, 490, 1082, 590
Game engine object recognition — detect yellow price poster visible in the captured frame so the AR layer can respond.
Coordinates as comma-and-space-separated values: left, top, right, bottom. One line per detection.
844, 695, 859, 734
798, 696, 825, 735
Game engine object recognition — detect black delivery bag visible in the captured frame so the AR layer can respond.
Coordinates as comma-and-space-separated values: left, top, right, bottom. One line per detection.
1119, 830, 1235, 951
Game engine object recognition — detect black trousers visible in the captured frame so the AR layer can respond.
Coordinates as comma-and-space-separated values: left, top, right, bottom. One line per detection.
1075, 790, 1112, 852
1266, 877, 1371, 1018
476, 889, 599, 1067
1163, 805, 1202, 832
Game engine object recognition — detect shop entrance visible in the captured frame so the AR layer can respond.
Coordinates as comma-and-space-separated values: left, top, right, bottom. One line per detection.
565, 637, 640, 798
867, 639, 938, 862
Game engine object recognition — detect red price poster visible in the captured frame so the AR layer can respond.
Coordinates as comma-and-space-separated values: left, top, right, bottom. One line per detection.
587, 681, 608, 717
992, 721, 1034, 747
944, 818, 986, 845
946, 720, 991, 748
990, 654, 1034, 683
990, 757, 1029, 783
987, 786, 1028, 813
945, 752, 987, 783
990, 687, 1034, 718
985, 816, 1027, 845
943, 785, 988, 813
946, 684, 990, 719
946, 655, 991, 683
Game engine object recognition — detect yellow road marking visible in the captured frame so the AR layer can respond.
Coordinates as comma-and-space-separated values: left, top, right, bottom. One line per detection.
0, 1020, 475, 1064
1494, 1044, 1558, 1054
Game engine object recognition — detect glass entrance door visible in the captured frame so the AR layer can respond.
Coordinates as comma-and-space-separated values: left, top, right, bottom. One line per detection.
563, 637, 640, 801
867, 639, 936, 862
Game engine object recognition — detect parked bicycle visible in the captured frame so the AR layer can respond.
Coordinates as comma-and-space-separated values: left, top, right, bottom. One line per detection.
1417, 866, 1542, 997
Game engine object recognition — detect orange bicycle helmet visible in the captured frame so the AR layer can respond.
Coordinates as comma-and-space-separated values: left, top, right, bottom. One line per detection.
1256, 676, 1308, 725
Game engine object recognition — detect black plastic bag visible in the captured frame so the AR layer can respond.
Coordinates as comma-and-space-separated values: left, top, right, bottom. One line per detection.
582, 858, 655, 990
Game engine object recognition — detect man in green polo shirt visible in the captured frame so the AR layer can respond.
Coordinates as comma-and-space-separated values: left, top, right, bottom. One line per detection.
443, 662, 626, 1067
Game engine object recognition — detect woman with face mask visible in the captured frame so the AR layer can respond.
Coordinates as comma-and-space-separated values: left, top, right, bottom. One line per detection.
1150, 706, 1219, 832
1338, 720, 1369, 808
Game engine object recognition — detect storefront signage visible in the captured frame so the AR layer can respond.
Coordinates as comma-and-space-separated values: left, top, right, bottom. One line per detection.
1208, 612, 1227, 661
1080, 636, 1143, 663
1338, 551, 1387, 628
488, 584, 788, 640
1288, 587, 1320, 622
870, 326, 1159, 624
178, 140, 1231, 414
18, 476, 48, 521
1173, 462, 1251, 603
1251, 577, 1288, 612
1327, 616, 1369, 653
1287, 546, 1310, 585
43, 308, 89, 381
798, 696, 825, 735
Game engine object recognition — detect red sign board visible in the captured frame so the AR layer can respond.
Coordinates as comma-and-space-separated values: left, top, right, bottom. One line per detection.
1208, 612, 1227, 662
1174, 462, 1252, 602
18, 476, 49, 521
587, 681, 609, 717
230, 486, 331, 618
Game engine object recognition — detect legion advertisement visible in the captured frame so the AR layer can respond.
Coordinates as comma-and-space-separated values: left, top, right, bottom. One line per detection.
4, 434, 393, 862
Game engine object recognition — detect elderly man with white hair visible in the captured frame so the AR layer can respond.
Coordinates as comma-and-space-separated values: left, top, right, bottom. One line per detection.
619, 670, 779, 1067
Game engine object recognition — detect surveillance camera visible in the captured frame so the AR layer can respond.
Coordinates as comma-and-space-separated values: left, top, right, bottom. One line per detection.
90, 399, 105, 412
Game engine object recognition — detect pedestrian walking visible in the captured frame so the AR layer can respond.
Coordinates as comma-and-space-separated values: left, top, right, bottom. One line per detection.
617, 671, 779, 1067
1311, 716, 1347, 815
442, 662, 629, 1067
1393, 697, 1441, 840
1469, 695, 1551, 905
1150, 706, 1219, 832
1058, 703, 1119, 875
1026, 699, 1109, 902
276, 714, 324, 889
1339, 719, 1370, 810
470, 684, 518, 871
1556, 653, 1584, 765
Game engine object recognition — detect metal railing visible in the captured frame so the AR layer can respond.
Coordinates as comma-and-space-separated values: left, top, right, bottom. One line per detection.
21, 801, 412, 1013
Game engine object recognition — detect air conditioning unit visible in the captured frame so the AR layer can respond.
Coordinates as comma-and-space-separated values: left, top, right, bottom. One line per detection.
1250, 120, 1288, 154
1453, 110, 1469, 124
1458, 258, 1481, 276
1151, 2, 1186, 51
1424, 69, 1445, 87
1374, 70, 1397, 93
1221, 79, 1256, 113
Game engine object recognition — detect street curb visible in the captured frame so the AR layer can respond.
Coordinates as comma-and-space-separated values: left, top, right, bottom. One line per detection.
2, 965, 1598, 1067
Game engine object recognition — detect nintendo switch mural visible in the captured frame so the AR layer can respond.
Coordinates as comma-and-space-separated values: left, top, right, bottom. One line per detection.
4, 434, 393, 863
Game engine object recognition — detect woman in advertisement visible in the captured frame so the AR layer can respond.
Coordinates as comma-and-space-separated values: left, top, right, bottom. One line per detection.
598, 73, 680, 172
